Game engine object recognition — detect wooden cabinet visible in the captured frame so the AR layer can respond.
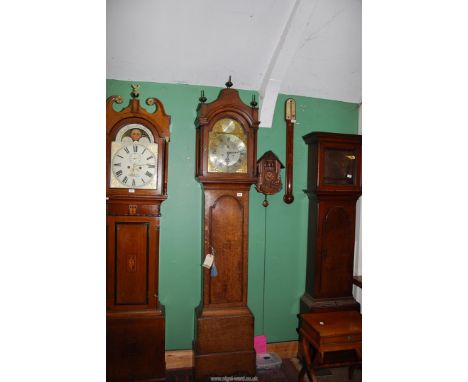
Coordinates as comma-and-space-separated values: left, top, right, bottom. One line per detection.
301, 132, 361, 313
106, 87, 170, 381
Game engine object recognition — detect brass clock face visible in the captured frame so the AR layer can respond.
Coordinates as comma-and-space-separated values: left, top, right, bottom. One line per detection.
208, 118, 247, 173
109, 124, 158, 189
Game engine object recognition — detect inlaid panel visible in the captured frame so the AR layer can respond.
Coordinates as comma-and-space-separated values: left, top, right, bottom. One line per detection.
115, 222, 149, 305
208, 195, 244, 304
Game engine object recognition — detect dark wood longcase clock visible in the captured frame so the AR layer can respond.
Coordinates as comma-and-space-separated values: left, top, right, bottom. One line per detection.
301, 132, 361, 313
193, 81, 259, 381
106, 87, 170, 381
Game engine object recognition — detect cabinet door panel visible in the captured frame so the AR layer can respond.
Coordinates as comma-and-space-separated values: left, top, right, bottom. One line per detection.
208, 195, 244, 305
115, 222, 150, 305
317, 203, 355, 297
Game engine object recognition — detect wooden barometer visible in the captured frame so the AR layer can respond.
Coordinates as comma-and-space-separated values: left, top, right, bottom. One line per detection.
193, 78, 259, 381
106, 85, 170, 381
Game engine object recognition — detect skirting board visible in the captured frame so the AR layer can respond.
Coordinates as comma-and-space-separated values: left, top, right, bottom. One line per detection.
165, 341, 298, 369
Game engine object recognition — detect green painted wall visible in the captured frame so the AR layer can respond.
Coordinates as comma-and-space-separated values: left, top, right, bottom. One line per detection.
106, 79, 359, 350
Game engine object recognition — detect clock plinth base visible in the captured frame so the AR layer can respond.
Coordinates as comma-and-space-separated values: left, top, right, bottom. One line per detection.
193, 306, 255, 381
300, 293, 360, 313
107, 309, 165, 382
194, 349, 256, 382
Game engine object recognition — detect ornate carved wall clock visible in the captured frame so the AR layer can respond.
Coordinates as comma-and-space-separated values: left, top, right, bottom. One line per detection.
106, 84, 170, 381
255, 150, 284, 207
193, 78, 259, 381
301, 132, 361, 314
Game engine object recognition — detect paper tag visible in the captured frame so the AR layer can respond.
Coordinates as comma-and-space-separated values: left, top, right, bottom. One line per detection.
346, 174, 352, 178
128, 188, 135, 193
202, 254, 214, 269
237, 192, 243, 197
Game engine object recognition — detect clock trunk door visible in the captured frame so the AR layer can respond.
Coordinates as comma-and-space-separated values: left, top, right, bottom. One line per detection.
107, 215, 159, 310
204, 189, 249, 307
315, 201, 356, 298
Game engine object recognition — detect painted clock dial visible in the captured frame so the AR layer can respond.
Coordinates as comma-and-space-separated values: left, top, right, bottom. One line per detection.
109, 123, 158, 189
111, 143, 158, 188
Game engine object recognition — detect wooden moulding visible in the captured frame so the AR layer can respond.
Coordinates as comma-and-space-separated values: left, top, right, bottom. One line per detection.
300, 293, 360, 314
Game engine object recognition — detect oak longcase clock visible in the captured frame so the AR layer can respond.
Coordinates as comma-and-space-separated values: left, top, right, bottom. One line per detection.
193, 80, 259, 381
106, 85, 170, 382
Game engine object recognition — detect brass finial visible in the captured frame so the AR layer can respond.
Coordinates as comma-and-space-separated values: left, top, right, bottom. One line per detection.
131, 84, 140, 98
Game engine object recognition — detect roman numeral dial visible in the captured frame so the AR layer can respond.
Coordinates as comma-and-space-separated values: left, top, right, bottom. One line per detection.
111, 143, 158, 188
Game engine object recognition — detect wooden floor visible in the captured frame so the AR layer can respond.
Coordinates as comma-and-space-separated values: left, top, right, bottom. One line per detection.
165, 358, 362, 382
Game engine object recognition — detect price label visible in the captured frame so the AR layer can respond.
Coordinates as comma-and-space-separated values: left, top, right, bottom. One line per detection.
202, 254, 214, 269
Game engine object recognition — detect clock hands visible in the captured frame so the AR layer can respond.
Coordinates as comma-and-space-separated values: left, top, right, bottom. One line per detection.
208, 132, 246, 172
128, 162, 153, 177
222, 151, 240, 166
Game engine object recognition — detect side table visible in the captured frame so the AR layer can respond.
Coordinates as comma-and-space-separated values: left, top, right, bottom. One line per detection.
298, 310, 362, 382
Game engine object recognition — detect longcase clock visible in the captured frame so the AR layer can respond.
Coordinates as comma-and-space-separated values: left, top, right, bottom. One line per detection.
106, 85, 170, 381
193, 80, 259, 381
301, 132, 361, 313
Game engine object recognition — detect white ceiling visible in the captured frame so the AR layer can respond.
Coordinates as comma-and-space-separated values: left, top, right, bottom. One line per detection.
107, 0, 361, 123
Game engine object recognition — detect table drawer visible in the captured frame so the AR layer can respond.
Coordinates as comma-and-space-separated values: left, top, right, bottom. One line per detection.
321, 333, 362, 346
